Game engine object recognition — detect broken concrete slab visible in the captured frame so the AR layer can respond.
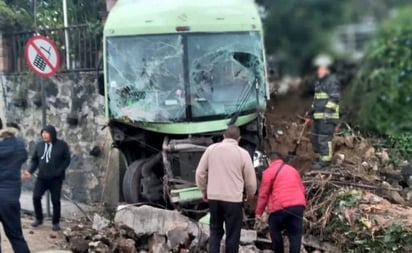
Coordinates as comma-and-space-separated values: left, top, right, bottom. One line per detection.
114, 205, 201, 237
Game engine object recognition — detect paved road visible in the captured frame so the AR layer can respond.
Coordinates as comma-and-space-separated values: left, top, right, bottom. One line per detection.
20, 191, 92, 220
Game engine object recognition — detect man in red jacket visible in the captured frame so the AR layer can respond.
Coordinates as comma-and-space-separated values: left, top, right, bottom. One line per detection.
255, 151, 306, 253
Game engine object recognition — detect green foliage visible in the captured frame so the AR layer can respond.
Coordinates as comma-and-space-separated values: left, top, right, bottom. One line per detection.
34, 0, 104, 28
0, 0, 18, 30
263, 0, 412, 74
386, 133, 412, 162
315, 189, 412, 252
264, 0, 349, 74
349, 224, 412, 253
3, 0, 105, 29
343, 6, 412, 136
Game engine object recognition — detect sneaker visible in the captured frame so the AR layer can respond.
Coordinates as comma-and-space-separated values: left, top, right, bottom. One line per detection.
52, 223, 61, 231
31, 220, 43, 227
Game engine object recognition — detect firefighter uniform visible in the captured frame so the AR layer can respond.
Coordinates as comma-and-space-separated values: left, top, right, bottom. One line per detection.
309, 73, 340, 166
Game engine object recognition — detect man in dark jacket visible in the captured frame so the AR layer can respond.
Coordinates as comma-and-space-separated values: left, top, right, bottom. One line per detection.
23, 125, 71, 231
307, 55, 340, 170
0, 124, 31, 252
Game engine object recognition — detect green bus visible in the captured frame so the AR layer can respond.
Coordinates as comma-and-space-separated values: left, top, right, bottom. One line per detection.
98, 0, 269, 207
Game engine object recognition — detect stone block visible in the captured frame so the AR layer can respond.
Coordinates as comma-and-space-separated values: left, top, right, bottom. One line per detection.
114, 205, 200, 237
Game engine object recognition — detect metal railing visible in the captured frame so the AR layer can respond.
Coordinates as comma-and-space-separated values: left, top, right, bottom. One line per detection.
6, 24, 102, 73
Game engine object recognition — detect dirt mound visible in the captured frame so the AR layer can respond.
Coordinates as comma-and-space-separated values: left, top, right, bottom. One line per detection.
265, 90, 314, 171
264, 87, 412, 252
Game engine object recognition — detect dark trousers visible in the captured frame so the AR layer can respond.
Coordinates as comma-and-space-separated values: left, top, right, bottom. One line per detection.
208, 200, 243, 253
33, 178, 63, 224
268, 205, 304, 253
0, 201, 30, 253
311, 120, 336, 162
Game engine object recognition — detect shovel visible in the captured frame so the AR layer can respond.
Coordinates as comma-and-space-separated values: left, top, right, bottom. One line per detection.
287, 118, 310, 159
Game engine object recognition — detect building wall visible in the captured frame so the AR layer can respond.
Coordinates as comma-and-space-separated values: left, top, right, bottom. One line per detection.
0, 72, 120, 204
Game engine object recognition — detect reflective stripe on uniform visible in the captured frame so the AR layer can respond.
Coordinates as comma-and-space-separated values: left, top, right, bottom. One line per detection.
320, 141, 333, 162
325, 101, 338, 109
313, 112, 339, 119
315, 92, 329, 99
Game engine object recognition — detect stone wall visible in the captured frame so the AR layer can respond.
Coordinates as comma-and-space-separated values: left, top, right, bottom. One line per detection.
0, 72, 120, 204
0, 33, 11, 72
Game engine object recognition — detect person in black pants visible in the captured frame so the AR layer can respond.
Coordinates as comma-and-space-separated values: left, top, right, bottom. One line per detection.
255, 151, 306, 253
196, 125, 257, 253
307, 54, 340, 170
268, 206, 305, 253
23, 125, 71, 231
208, 200, 243, 252
0, 123, 31, 252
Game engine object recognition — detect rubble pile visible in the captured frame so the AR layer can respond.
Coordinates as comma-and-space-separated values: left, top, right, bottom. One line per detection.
298, 125, 412, 252
64, 205, 267, 253
264, 88, 412, 251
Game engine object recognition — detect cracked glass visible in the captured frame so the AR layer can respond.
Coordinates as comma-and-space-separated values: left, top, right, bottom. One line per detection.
106, 32, 265, 123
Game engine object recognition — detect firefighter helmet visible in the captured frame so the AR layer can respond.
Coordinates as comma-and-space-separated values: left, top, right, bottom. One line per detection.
313, 54, 333, 67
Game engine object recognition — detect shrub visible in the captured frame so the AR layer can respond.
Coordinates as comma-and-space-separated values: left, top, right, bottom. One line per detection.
343, 7, 412, 136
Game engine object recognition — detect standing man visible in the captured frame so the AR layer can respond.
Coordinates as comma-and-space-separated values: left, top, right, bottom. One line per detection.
0, 123, 31, 253
255, 151, 306, 253
196, 125, 257, 253
307, 54, 340, 170
23, 125, 71, 231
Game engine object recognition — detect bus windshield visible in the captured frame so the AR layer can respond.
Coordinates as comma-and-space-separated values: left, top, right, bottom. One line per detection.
106, 32, 265, 123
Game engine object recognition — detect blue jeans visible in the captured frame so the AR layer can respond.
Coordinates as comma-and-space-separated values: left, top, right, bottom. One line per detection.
268, 205, 304, 253
0, 200, 30, 253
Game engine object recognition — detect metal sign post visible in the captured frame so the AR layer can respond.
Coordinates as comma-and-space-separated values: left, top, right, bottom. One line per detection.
25, 35, 61, 218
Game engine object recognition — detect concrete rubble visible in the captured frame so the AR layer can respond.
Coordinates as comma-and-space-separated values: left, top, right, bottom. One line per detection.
64, 205, 266, 253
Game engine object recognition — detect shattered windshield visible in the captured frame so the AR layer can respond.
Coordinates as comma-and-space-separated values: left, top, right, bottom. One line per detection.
106, 32, 265, 123
188, 32, 265, 119
107, 35, 185, 122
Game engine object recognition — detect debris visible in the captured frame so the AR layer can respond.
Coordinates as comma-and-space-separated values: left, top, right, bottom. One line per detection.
92, 213, 110, 231
335, 153, 345, 165
148, 234, 169, 253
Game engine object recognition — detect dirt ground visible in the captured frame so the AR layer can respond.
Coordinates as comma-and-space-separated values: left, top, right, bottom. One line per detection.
265, 90, 315, 172
1, 216, 69, 252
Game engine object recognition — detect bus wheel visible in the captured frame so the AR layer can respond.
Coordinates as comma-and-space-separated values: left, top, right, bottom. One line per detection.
122, 159, 147, 203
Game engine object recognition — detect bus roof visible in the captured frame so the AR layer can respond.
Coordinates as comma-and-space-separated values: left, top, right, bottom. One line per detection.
104, 0, 262, 36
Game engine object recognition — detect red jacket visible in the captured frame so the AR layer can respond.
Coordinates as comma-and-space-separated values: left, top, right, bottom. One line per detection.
255, 160, 306, 216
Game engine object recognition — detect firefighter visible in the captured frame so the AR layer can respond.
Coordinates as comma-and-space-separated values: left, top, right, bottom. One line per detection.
307, 54, 340, 170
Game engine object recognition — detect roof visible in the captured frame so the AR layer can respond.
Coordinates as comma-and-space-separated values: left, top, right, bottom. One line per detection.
104, 0, 262, 35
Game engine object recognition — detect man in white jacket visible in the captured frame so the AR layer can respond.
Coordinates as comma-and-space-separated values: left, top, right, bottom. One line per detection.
196, 125, 257, 253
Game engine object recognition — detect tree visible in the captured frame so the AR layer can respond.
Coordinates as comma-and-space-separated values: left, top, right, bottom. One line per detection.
5, 0, 105, 29
262, 0, 412, 75
263, 0, 350, 74
0, 0, 33, 31
343, 6, 412, 136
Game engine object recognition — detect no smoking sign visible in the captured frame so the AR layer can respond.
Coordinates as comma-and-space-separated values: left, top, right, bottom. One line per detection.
25, 35, 61, 77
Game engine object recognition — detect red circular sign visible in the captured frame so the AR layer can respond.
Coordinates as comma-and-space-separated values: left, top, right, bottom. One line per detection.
24, 35, 61, 77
